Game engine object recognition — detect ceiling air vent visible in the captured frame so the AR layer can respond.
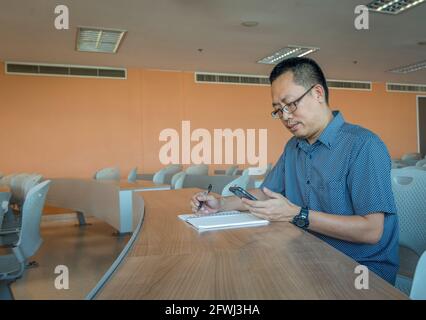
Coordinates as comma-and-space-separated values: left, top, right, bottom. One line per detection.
327, 80, 371, 91
387, 83, 426, 93
76, 27, 127, 54
5, 62, 126, 79
195, 72, 270, 86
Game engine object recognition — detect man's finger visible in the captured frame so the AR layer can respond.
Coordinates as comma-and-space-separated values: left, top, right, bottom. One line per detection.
263, 187, 282, 199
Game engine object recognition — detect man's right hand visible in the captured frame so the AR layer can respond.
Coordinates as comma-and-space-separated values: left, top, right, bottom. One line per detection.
190, 192, 221, 214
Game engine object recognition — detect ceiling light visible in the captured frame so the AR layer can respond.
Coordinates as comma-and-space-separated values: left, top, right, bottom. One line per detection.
76, 27, 127, 54
367, 0, 425, 14
388, 60, 426, 73
241, 21, 259, 27
257, 46, 319, 65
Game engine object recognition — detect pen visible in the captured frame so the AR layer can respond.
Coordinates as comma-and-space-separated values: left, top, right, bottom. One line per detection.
197, 184, 212, 212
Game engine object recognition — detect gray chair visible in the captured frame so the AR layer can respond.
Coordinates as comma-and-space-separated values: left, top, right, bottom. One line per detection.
9, 174, 28, 207
94, 167, 120, 181
0, 174, 16, 187
185, 164, 209, 175
183, 174, 236, 195
171, 171, 186, 190
225, 165, 239, 176
0, 180, 51, 299
416, 159, 426, 167
152, 164, 182, 185
410, 250, 426, 300
221, 174, 251, 197
401, 153, 422, 161
127, 167, 138, 183
392, 168, 426, 295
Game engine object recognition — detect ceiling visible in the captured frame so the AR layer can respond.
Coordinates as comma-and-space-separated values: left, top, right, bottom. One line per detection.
0, 0, 425, 82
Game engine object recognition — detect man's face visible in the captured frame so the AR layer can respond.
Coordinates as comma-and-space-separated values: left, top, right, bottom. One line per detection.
271, 72, 322, 140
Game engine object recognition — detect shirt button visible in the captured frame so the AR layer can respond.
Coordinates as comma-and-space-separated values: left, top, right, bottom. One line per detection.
309, 155, 312, 159
307, 180, 310, 185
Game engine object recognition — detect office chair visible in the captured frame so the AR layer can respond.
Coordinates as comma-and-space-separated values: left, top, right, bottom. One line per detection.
127, 167, 138, 183
416, 159, 426, 167
0, 180, 51, 300
391, 168, 426, 295
94, 167, 120, 181
410, 250, 426, 300
225, 165, 239, 176
171, 171, 186, 190
221, 174, 250, 197
153, 164, 182, 185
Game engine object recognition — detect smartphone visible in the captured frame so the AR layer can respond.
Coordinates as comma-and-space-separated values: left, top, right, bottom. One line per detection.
228, 186, 258, 201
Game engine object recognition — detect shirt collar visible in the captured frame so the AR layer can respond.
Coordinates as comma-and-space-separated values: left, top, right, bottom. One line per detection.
296, 110, 345, 150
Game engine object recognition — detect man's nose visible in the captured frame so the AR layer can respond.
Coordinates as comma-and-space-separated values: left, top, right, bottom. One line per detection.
282, 112, 292, 121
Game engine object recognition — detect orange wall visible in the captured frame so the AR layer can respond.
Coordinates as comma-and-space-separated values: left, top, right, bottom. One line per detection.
0, 62, 419, 178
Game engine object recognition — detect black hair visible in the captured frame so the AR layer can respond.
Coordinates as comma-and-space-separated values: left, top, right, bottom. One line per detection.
269, 57, 329, 104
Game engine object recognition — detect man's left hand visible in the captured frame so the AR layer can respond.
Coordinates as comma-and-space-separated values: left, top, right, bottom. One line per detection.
242, 187, 300, 222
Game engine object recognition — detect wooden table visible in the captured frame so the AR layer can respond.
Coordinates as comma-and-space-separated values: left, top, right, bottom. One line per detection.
0, 186, 11, 193
96, 188, 407, 299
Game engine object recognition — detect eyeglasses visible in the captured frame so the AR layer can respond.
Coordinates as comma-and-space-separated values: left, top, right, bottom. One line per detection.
271, 85, 316, 119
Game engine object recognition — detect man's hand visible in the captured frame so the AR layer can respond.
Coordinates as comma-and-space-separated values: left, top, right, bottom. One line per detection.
242, 187, 300, 221
190, 191, 221, 214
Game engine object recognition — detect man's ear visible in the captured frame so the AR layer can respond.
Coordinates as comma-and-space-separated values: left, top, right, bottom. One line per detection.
313, 84, 326, 103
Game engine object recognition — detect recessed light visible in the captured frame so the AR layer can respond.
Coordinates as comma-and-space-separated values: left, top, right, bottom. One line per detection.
367, 0, 425, 15
241, 21, 259, 27
257, 45, 319, 65
388, 60, 426, 73
76, 27, 127, 54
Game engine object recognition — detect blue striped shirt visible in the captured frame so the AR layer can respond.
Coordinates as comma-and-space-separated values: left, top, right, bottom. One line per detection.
261, 111, 399, 284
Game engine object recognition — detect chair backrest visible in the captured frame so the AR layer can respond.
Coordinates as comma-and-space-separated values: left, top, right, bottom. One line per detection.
410, 251, 426, 300
265, 163, 273, 176
16, 180, 51, 259
0, 174, 16, 187
391, 168, 426, 256
183, 174, 236, 194
171, 171, 186, 190
22, 174, 43, 199
9, 173, 29, 205
221, 174, 251, 197
225, 165, 239, 176
401, 153, 422, 162
94, 167, 120, 181
153, 164, 182, 185
127, 167, 138, 183
242, 166, 268, 176
186, 164, 209, 175
416, 159, 426, 167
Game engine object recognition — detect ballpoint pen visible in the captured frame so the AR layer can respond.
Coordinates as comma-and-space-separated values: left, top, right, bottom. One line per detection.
197, 183, 212, 212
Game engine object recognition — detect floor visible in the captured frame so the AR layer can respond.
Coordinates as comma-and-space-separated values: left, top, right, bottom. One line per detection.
1, 214, 130, 300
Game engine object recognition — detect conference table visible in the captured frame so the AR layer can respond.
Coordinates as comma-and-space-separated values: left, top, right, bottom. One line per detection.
95, 188, 407, 299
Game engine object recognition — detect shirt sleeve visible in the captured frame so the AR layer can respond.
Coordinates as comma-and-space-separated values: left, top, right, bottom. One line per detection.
259, 149, 286, 194
347, 136, 397, 216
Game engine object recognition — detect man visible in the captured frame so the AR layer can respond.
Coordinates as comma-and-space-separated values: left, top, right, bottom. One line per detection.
190, 57, 399, 285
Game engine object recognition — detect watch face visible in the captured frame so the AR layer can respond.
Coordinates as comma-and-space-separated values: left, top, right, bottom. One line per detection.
295, 218, 306, 228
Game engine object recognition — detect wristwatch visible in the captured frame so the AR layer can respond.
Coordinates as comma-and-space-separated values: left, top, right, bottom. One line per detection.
292, 207, 310, 229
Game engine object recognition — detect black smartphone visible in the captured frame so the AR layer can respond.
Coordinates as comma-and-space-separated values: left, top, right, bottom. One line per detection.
228, 186, 258, 201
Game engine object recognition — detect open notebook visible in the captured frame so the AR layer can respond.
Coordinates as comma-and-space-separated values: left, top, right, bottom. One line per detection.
178, 211, 269, 231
